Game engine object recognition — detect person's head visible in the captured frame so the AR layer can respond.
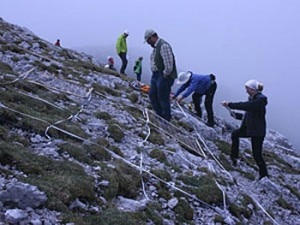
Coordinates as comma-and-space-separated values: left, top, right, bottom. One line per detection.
144, 29, 158, 47
123, 30, 129, 38
245, 79, 264, 96
176, 71, 192, 85
210, 74, 216, 81
138, 56, 143, 61
107, 56, 114, 65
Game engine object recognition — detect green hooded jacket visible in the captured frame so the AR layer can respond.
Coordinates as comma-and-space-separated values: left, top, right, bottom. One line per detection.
134, 59, 142, 74
116, 34, 127, 54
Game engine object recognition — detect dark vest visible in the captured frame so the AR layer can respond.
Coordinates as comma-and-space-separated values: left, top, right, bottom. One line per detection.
154, 39, 177, 79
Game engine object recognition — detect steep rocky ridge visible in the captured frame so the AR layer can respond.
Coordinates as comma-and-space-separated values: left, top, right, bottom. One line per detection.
0, 18, 299, 225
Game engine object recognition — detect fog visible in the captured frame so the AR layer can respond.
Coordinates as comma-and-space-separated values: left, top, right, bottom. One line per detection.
1, 0, 299, 149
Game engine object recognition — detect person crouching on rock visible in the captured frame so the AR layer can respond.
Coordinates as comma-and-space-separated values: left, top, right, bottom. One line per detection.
172, 71, 217, 127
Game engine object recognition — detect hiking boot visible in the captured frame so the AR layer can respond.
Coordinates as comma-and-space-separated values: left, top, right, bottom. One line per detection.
259, 174, 269, 180
191, 112, 202, 119
205, 122, 215, 127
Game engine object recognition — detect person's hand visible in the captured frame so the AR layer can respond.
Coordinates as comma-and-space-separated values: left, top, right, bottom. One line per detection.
221, 101, 228, 107
176, 95, 183, 104
163, 73, 170, 78
170, 93, 175, 101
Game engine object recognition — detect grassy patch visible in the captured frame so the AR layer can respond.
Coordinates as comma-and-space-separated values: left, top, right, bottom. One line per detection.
108, 124, 125, 142
62, 207, 145, 225
276, 197, 294, 210
1, 45, 26, 54
174, 198, 194, 222
124, 105, 143, 120
32, 60, 59, 74
177, 174, 223, 205
149, 149, 168, 164
94, 111, 112, 120
100, 159, 141, 200
151, 169, 172, 182
216, 140, 231, 155
127, 93, 139, 103
139, 129, 164, 146
228, 203, 252, 220
0, 142, 95, 211
0, 61, 14, 74
177, 120, 194, 132
92, 83, 121, 97
264, 151, 298, 174
284, 184, 300, 200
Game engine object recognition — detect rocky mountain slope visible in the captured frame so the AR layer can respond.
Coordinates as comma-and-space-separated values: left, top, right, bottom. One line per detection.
0, 18, 299, 225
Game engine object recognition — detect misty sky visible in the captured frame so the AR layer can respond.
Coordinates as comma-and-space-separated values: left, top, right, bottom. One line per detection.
1, 0, 300, 149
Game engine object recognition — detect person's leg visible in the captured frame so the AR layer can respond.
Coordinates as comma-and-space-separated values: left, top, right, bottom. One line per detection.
119, 53, 128, 74
157, 75, 174, 121
205, 82, 217, 126
137, 73, 141, 82
149, 72, 162, 116
251, 137, 269, 179
192, 93, 202, 118
231, 128, 247, 165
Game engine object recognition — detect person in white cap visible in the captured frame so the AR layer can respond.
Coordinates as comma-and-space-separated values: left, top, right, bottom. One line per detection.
222, 79, 269, 179
144, 29, 177, 121
116, 30, 129, 75
172, 72, 217, 127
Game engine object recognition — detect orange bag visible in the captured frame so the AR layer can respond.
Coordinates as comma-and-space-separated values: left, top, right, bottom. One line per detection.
140, 84, 150, 94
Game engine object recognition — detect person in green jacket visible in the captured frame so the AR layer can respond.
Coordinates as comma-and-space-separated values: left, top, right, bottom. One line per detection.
134, 56, 143, 82
116, 30, 129, 75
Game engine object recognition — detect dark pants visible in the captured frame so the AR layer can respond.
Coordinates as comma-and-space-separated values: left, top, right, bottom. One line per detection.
149, 71, 174, 121
231, 128, 269, 178
136, 73, 141, 82
118, 52, 128, 74
192, 82, 217, 125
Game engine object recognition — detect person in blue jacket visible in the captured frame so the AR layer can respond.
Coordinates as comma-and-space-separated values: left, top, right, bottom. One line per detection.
173, 71, 217, 127
222, 79, 269, 179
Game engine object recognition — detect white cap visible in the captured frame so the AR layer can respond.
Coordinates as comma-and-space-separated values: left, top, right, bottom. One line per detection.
124, 30, 129, 35
144, 29, 156, 42
245, 79, 259, 90
176, 72, 192, 84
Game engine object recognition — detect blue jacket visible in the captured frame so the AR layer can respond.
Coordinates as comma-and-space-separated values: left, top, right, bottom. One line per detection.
174, 73, 212, 98
228, 92, 267, 137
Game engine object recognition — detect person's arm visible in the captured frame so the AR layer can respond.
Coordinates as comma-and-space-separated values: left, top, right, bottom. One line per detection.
181, 80, 197, 98
228, 97, 266, 112
116, 37, 121, 54
160, 43, 174, 76
222, 101, 243, 120
173, 82, 189, 99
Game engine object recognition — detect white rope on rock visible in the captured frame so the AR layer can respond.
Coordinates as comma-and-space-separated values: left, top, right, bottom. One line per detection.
1, 72, 280, 223
177, 103, 233, 180
175, 101, 280, 224
0, 102, 85, 141
0, 68, 35, 85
